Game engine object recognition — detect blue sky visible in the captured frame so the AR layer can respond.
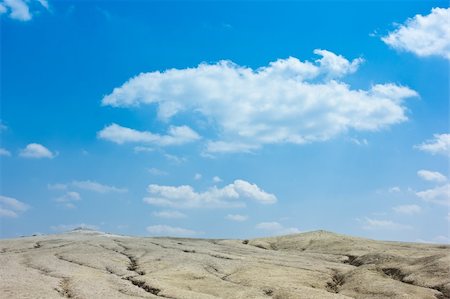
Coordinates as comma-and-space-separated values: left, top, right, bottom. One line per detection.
0, 0, 449, 242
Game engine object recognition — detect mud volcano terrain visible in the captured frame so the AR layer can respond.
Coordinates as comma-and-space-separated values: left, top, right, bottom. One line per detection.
1, 230, 449, 299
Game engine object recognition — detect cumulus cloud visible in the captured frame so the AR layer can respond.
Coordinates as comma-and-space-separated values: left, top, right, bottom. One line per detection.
415, 133, 450, 156
416, 184, 450, 206
102, 50, 417, 154
72, 180, 127, 194
256, 221, 301, 235
0, 195, 29, 218
143, 179, 277, 209
0, 148, 11, 157
392, 204, 422, 215
98, 123, 200, 146
362, 217, 412, 230
19, 143, 55, 159
382, 7, 450, 59
146, 225, 199, 236
226, 214, 248, 222
417, 170, 447, 183
0, 0, 48, 21
152, 210, 187, 219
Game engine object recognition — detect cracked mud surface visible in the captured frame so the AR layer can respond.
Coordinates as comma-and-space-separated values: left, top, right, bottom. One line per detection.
0, 230, 449, 299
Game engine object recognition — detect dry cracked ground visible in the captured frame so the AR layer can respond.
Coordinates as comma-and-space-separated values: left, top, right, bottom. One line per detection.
0, 229, 449, 299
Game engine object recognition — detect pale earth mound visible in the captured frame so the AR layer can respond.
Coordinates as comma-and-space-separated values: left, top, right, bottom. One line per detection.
0, 230, 449, 299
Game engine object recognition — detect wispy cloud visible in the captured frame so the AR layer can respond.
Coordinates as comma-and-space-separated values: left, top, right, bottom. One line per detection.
0, 0, 49, 21
102, 50, 416, 154
362, 217, 412, 230
416, 184, 450, 206
417, 170, 447, 183
147, 168, 168, 176
226, 214, 248, 222
50, 223, 98, 232
47, 183, 68, 191
388, 186, 401, 193
392, 204, 422, 215
213, 176, 223, 183
256, 221, 301, 235
415, 133, 450, 157
146, 225, 199, 236
72, 180, 127, 194
0, 148, 11, 157
0, 195, 29, 218
152, 210, 187, 219
98, 123, 200, 146
55, 191, 81, 202
382, 7, 450, 60
143, 179, 277, 209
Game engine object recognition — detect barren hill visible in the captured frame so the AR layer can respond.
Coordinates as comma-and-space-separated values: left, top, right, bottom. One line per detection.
1, 229, 449, 299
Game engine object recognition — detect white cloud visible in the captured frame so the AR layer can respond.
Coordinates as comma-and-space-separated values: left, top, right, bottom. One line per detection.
55, 191, 81, 203
146, 225, 199, 236
143, 179, 277, 209
256, 221, 301, 235
256, 221, 284, 230
47, 183, 68, 191
36, 0, 48, 9
0, 195, 29, 218
63, 203, 76, 209
134, 146, 154, 153
102, 50, 417, 154
71, 180, 127, 194
152, 210, 187, 219
226, 214, 248, 222
446, 212, 450, 221
0, 208, 18, 218
313, 49, 363, 78
415, 133, 450, 157
50, 223, 98, 232
213, 176, 222, 183
417, 170, 447, 183
0, 0, 48, 21
164, 153, 186, 164
98, 123, 200, 146
148, 168, 167, 176
382, 7, 450, 59
362, 217, 412, 230
349, 138, 368, 146
194, 173, 202, 180
433, 235, 450, 244
392, 204, 422, 215
0, 148, 11, 157
417, 236, 450, 244
388, 186, 401, 193
2, 0, 31, 21
19, 143, 55, 159
416, 184, 450, 206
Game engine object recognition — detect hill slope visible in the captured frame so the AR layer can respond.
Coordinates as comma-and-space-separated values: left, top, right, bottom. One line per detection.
0, 230, 449, 299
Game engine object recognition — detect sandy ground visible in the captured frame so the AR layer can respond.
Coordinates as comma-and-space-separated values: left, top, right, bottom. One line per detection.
0, 229, 449, 299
